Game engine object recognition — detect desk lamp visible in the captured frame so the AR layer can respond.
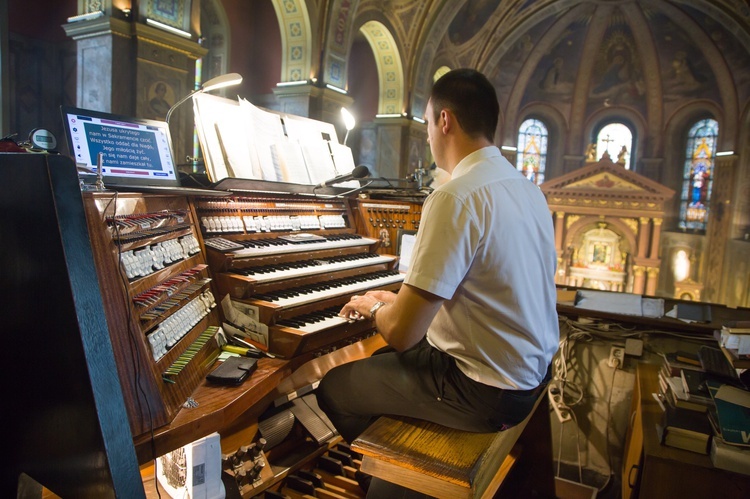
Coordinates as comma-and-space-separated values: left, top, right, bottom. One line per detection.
341, 107, 356, 145
166, 72, 243, 124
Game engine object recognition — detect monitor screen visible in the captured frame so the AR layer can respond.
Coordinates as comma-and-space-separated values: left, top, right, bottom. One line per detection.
60, 106, 180, 187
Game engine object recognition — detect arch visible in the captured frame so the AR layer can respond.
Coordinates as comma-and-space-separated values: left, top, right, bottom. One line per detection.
516, 118, 549, 185
358, 20, 405, 115
270, 0, 314, 82
563, 216, 638, 262
409, 1, 468, 119
515, 103, 568, 179
433, 65, 451, 83
663, 99, 723, 222
582, 106, 646, 167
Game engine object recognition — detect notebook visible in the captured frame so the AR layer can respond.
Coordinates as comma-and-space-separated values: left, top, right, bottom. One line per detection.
60, 106, 226, 196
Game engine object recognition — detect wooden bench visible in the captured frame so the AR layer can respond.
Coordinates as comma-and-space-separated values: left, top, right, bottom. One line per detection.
350, 391, 553, 498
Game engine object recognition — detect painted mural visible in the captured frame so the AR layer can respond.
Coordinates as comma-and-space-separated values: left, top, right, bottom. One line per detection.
448, 0, 501, 45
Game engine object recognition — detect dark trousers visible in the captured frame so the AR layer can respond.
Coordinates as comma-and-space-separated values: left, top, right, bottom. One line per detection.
316, 338, 550, 443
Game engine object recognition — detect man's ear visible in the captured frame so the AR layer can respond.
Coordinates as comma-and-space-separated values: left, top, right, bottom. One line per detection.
440, 109, 452, 134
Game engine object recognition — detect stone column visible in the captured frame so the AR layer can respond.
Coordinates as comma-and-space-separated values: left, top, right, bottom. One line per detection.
273, 83, 353, 125
704, 154, 738, 303
64, 11, 207, 169
632, 265, 646, 295
638, 217, 651, 258
640, 158, 664, 183
371, 116, 427, 180
63, 15, 135, 114
554, 212, 565, 251
646, 267, 659, 296
649, 218, 662, 258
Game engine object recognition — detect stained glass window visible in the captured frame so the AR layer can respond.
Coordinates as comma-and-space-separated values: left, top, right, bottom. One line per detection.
595, 123, 633, 169
516, 118, 548, 185
679, 119, 718, 231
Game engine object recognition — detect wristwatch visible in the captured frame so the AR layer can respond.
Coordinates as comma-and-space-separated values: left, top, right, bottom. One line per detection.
369, 301, 387, 320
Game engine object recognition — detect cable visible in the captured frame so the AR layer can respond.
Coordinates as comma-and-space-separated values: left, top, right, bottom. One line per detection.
108, 192, 160, 498
598, 363, 619, 494
312, 180, 374, 198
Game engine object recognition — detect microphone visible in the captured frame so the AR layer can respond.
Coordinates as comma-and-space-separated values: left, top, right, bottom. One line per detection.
316, 165, 370, 188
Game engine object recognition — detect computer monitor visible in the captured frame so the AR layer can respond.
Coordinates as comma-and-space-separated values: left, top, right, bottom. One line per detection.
397, 229, 417, 273
60, 106, 180, 189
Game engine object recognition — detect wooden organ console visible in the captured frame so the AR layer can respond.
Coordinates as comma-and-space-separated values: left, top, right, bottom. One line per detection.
3, 153, 428, 496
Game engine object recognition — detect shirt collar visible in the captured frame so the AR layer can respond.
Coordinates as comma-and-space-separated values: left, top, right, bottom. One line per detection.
451, 146, 502, 179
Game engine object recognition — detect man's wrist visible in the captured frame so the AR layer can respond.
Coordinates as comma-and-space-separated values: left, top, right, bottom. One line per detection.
369, 301, 387, 320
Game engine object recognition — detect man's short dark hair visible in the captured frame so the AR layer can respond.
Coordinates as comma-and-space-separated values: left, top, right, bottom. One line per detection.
429, 68, 499, 142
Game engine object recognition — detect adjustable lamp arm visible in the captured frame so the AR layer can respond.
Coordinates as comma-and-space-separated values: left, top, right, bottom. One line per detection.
165, 72, 243, 124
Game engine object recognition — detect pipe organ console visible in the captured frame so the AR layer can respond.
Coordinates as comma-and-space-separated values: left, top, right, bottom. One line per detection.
8, 153, 425, 496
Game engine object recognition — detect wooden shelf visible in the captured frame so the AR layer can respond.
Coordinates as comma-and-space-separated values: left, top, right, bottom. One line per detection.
133, 356, 291, 464
623, 363, 750, 498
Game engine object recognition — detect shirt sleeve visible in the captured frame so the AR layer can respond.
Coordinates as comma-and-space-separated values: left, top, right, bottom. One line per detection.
404, 190, 478, 299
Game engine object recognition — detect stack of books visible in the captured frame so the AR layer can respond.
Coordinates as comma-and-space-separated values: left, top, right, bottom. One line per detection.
718, 322, 750, 369
657, 351, 715, 453
658, 351, 713, 413
706, 382, 750, 475
657, 349, 750, 458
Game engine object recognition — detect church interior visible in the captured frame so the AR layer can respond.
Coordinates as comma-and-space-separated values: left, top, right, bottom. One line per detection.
3, 1, 750, 498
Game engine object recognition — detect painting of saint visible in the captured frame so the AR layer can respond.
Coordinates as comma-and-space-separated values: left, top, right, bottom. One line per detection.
149, 81, 174, 119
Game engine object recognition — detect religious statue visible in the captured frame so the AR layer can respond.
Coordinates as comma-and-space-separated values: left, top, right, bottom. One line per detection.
585, 143, 596, 162
617, 145, 627, 164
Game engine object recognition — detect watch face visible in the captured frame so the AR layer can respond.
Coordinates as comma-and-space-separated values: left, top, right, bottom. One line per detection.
30, 128, 57, 150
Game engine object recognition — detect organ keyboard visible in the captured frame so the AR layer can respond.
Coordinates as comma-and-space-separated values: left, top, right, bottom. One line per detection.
193, 193, 402, 360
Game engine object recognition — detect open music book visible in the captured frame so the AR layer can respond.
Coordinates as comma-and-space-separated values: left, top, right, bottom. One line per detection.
193, 93, 357, 186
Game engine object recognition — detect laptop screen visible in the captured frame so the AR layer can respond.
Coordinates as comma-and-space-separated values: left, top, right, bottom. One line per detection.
60, 106, 180, 188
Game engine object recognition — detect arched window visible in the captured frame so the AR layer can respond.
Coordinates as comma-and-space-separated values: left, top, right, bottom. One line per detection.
516, 118, 548, 185
679, 118, 718, 231
595, 122, 633, 169
433, 66, 451, 82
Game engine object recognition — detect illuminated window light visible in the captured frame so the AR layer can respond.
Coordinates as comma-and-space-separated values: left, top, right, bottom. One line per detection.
325, 84, 348, 94
146, 18, 192, 39
67, 11, 104, 23
276, 81, 308, 87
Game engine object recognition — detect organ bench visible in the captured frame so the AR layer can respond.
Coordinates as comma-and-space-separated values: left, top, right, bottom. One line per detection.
351, 389, 554, 498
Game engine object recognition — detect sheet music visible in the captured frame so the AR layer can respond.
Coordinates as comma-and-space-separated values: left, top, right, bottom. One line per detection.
240, 98, 286, 181
330, 142, 356, 176
299, 138, 338, 185
195, 94, 352, 186
214, 118, 256, 179
193, 94, 238, 181
270, 139, 312, 184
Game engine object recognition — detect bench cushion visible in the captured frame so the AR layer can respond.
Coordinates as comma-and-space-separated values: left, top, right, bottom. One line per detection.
351, 392, 547, 499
